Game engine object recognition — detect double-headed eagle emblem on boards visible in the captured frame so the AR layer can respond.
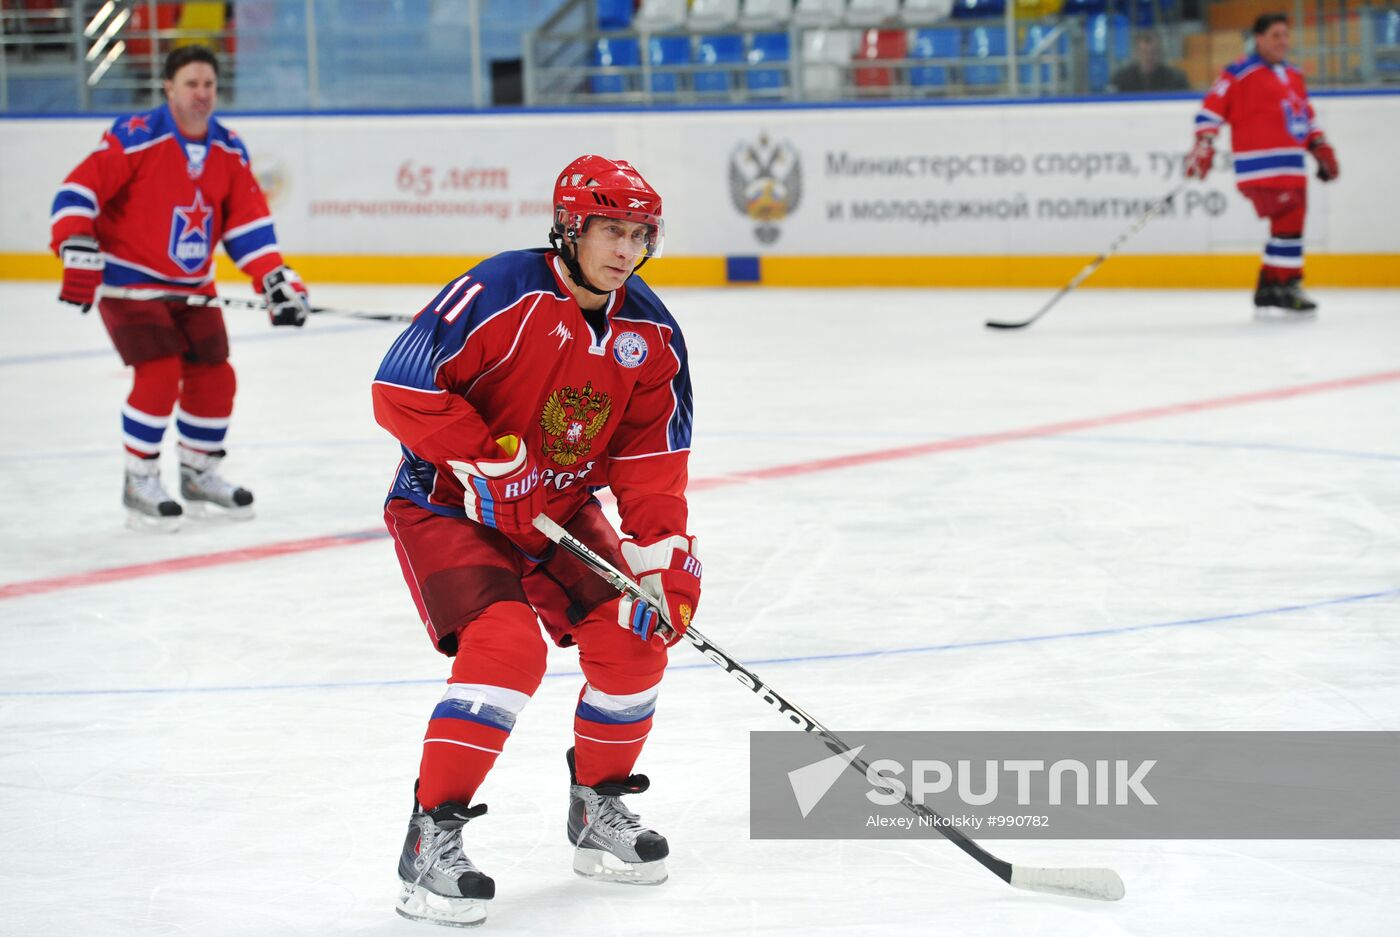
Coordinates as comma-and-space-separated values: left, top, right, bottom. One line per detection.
540, 381, 612, 466
729, 132, 802, 245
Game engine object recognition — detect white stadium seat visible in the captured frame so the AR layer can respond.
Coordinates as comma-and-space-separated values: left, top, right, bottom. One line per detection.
740, 0, 794, 29
634, 0, 689, 31
900, 0, 954, 25
688, 0, 742, 30
793, 0, 847, 27
801, 28, 854, 94
844, 0, 900, 27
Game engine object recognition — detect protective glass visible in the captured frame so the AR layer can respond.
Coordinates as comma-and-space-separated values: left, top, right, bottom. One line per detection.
572, 213, 665, 260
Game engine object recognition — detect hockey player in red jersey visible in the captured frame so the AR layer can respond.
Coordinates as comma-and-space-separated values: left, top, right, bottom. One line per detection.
1185, 12, 1339, 318
373, 155, 700, 927
49, 46, 311, 529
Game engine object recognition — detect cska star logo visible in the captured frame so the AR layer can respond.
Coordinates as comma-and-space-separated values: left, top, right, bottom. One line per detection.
539, 381, 611, 466
168, 190, 213, 274
122, 114, 150, 136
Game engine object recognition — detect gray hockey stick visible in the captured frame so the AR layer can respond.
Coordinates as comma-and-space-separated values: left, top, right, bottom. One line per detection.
985, 182, 1189, 330
532, 514, 1126, 902
98, 287, 412, 323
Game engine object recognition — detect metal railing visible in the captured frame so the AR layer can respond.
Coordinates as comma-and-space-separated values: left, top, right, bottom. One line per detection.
525, 9, 1087, 106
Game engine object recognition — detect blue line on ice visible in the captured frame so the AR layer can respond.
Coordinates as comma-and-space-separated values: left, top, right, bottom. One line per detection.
5, 586, 1396, 699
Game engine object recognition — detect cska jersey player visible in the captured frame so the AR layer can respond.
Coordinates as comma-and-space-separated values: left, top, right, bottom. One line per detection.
372, 156, 700, 927
49, 46, 312, 530
1185, 13, 1340, 318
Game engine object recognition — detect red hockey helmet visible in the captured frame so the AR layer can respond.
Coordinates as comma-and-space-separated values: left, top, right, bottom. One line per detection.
551, 155, 664, 260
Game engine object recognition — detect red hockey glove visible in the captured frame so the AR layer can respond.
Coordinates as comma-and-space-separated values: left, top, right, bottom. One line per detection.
1309, 136, 1339, 182
258, 266, 311, 327
447, 434, 551, 559
619, 534, 701, 646
58, 236, 103, 313
1184, 134, 1215, 181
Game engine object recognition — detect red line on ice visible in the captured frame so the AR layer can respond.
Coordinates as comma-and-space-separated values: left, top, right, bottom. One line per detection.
4, 368, 1398, 601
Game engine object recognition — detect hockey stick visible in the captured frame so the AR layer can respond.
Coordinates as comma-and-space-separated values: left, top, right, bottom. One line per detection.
532, 514, 1126, 902
985, 182, 1189, 331
98, 287, 412, 323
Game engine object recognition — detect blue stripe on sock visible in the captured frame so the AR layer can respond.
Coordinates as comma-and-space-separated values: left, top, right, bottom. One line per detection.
122, 415, 166, 445
576, 699, 656, 725
430, 698, 517, 732
175, 419, 227, 444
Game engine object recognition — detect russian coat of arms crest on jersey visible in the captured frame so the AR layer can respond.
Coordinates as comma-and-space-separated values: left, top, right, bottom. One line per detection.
540, 381, 612, 466
168, 190, 212, 274
729, 132, 802, 245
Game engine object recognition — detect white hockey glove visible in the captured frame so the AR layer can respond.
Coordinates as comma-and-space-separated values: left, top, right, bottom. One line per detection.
258, 266, 311, 327
618, 534, 701, 645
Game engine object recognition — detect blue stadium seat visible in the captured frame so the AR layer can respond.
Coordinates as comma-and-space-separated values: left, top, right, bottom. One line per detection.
1123, 0, 1174, 28
598, 0, 635, 29
648, 36, 691, 93
748, 32, 790, 92
1087, 12, 1129, 92
963, 25, 1007, 86
950, 0, 1006, 19
695, 34, 745, 92
910, 27, 961, 87
1377, 10, 1400, 76
1019, 22, 1067, 88
1061, 0, 1108, 15
591, 37, 641, 94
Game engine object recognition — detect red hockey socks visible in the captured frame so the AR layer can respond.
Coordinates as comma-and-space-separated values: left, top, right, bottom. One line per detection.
571, 604, 668, 786
121, 356, 181, 457
572, 685, 658, 786
416, 602, 546, 811
1245, 187, 1307, 284
176, 360, 236, 455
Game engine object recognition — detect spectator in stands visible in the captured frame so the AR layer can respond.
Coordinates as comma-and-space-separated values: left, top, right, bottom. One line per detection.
1111, 31, 1189, 92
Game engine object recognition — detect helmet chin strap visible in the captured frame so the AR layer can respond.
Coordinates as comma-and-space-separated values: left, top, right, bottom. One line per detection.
550, 230, 610, 297
550, 226, 652, 299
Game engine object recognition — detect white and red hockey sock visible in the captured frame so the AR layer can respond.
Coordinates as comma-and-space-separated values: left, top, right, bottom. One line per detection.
175, 360, 236, 455
121, 356, 181, 458
572, 682, 658, 786
417, 602, 546, 810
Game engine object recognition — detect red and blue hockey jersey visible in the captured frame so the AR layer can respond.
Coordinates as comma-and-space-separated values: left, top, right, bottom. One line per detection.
372, 249, 693, 543
49, 103, 286, 294
1195, 54, 1322, 190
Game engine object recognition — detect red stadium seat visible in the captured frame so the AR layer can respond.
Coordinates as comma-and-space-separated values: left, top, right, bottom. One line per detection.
126, 3, 183, 59
853, 28, 907, 92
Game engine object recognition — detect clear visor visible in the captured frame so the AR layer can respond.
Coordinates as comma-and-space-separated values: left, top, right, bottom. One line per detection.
568, 211, 665, 260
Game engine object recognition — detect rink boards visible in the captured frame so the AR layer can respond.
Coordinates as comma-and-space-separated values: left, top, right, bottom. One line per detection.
1, 92, 1397, 287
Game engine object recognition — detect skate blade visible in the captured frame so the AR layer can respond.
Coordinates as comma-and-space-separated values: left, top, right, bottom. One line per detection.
395, 882, 487, 928
125, 510, 182, 533
572, 847, 668, 885
183, 500, 255, 522
1253, 306, 1316, 322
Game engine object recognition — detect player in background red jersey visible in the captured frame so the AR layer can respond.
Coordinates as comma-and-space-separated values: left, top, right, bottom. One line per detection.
49, 46, 311, 529
373, 156, 699, 927
1185, 12, 1340, 318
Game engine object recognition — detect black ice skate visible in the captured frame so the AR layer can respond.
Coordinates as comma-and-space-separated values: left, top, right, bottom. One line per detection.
396, 799, 494, 928
123, 454, 182, 532
566, 747, 669, 885
178, 448, 254, 519
1254, 276, 1317, 321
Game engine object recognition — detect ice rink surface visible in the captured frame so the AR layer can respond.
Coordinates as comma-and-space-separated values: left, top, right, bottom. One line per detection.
2, 280, 1398, 936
